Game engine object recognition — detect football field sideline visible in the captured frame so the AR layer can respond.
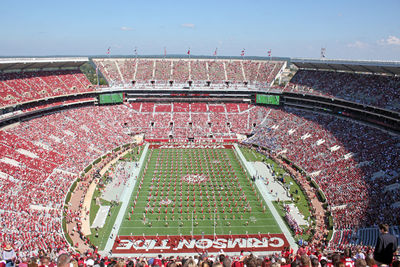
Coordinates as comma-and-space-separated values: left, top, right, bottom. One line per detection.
233, 144, 297, 250
101, 143, 150, 255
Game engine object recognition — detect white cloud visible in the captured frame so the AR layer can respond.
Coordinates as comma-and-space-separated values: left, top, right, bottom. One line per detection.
121, 26, 133, 31
386, 35, 400, 45
181, 23, 195, 28
347, 41, 368, 49
378, 35, 400, 46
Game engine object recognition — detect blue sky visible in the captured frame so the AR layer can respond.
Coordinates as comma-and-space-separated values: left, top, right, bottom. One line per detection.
1, 0, 399, 60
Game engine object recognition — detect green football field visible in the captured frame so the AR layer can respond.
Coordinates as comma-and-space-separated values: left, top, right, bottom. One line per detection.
117, 146, 281, 237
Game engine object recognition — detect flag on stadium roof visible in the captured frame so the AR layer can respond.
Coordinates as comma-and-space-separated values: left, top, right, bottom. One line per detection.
241, 48, 245, 57
321, 47, 326, 58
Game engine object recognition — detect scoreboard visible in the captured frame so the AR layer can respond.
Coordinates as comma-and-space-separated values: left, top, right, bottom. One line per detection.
99, 93, 124, 104
256, 94, 280, 105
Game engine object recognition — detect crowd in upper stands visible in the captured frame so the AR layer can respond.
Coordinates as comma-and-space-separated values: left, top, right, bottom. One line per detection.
92, 59, 284, 87
284, 70, 400, 112
0, 69, 92, 108
3, 59, 400, 115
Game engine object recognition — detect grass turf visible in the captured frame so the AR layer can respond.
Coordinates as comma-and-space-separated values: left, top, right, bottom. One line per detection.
88, 203, 121, 250
239, 147, 266, 162
120, 146, 144, 162
239, 147, 314, 242
118, 147, 281, 237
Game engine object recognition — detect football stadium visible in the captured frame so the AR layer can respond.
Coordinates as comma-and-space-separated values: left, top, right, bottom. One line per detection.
1, 1, 400, 266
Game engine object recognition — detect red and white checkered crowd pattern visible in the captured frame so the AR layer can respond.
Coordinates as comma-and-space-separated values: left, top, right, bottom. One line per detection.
92, 58, 284, 86
0, 69, 93, 108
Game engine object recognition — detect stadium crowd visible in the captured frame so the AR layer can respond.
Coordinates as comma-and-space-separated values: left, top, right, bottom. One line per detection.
1, 102, 399, 256
1, 241, 399, 267
0, 69, 93, 107
244, 106, 400, 241
91, 59, 284, 86
1, 57, 400, 266
284, 70, 400, 112
0, 103, 269, 257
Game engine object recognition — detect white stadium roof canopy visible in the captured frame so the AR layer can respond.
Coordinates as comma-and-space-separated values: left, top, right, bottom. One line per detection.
291, 58, 400, 75
0, 57, 89, 72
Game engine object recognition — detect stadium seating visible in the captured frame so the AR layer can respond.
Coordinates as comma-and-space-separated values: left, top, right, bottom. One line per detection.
226, 61, 244, 82
285, 70, 400, 111
245, 106, 400, 232
0, 97, 399, 254
135, 59, 154, 82
0, 70, 93, 108
190, 60, 208, 82
257, 62, 280, 84
118, 58, 137, 82
172, 60, 190, 82
330, 225, 400, 249
92, 58, 123, 85
154, 60, 172, 82
242, 60, 260, 82
92, 58, 285, 86
2, 48, 400, 267
173, 102, 190, 112
154, 103, 172, 113
57, 70, 91, 92
207, 60, 226, 82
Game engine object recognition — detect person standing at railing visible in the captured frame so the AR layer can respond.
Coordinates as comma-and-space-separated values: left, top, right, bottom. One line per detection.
374, 224, 398, 266
2, 244, 16, 267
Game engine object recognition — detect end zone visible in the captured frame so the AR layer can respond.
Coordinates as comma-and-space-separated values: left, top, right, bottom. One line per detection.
112, 233, 289, 255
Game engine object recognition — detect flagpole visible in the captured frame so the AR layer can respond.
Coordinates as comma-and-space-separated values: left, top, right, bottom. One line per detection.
135, 46, 138, 60
107, 47, 111, 58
